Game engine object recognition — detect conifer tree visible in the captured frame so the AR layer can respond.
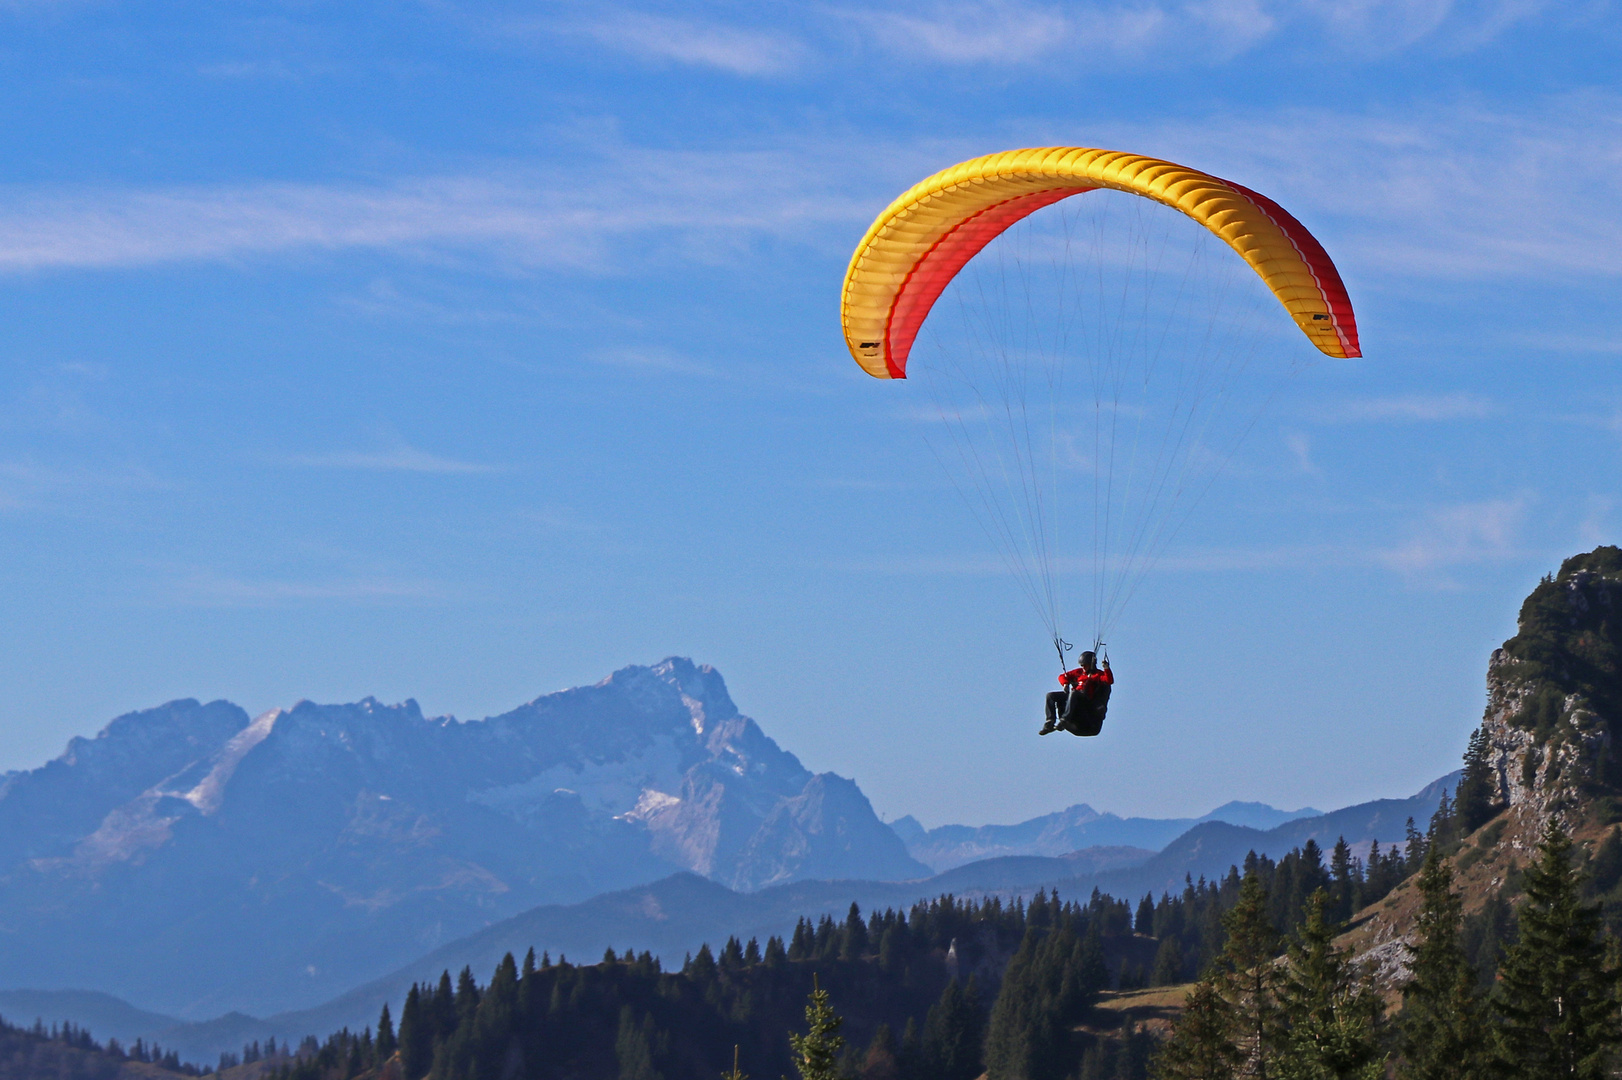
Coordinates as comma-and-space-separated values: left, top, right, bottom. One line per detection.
788, 977, 845, 1080
399, 985, 433, 1079
985, 924, 1102, 1080
468, 951, 518, 1076
1454, 729, 1499, 833
1404, 818, 1426, 869
614, 1007, 665, 1080
1154, 872, 1282, 1079
1398, 840, 1488, 1080
1491, 821, 1622, 1079
1216, 872, 1281, 1077
895, 1018, 921, 1080
1151, 937, 1184, 987
1151, 980, 1240, 1080
789, 919, 813, 961
1275, 891, 1383, 1080
1137, 895, 1156, 935
454, 966, 479, 1024
920, 978, 984, 1080
842, 903, 869, 959
1426, 791, 1456, 851
376, 1003, 396, 1060
1328, 840, 1355, 924
432, 972, 457, 1042
1079, 924, 1111, 993
688, 943, 718, 981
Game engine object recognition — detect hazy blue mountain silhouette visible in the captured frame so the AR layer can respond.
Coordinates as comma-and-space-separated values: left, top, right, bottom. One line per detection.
0, 660, 923, 1019
890, 798, 1323, 871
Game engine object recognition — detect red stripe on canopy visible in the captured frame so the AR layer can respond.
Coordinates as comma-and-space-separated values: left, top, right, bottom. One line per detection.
883, 187, 1093, 378
1226, 181, 1361, 358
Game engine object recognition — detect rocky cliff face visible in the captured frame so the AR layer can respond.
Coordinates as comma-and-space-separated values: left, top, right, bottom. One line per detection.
1477, 547, 1622, 835
1345, 547, 1622, 988
0, 659, 924, 1018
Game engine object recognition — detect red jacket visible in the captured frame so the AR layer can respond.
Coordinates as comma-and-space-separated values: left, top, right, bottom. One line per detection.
1059, 666, 1113, 695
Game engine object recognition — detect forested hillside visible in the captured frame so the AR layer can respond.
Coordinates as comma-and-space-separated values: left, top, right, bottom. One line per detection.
0, 1015, 201, 1080
246, 823, 1423, 1080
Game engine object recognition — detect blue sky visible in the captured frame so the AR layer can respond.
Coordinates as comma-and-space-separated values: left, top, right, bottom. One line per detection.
2, 0, 1620, 827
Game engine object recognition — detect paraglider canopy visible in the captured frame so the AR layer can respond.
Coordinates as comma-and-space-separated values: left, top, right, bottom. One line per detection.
841, 147, 1359, 379
839, 146, 1359, 670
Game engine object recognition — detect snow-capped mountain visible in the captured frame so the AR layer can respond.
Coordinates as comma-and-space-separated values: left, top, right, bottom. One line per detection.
0, 659, 924, 1019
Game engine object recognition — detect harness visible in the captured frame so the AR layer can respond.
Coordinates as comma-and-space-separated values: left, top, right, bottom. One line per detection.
1056, 638, 1108, 721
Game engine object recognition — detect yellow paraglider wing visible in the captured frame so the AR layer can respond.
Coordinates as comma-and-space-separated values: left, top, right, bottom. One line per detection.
840, 147, 1360, 378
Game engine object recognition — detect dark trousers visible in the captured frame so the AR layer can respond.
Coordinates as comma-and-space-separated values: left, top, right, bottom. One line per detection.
1046, 688, 1104, 736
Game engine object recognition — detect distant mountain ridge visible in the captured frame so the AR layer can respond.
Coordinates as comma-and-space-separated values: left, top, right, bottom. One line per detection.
0, 659, 924, 1020
890, 799, 1323, 871
1068, 770, 1461, 902
0, 771, 1458, 1064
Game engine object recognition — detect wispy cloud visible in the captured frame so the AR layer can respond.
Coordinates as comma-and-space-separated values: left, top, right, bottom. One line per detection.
840, 0, 1286, 63
1298, 0, 1552, 56
3, 92, 1616, 293
830, 514, 1546, 580
846, 1, 1095, 63
584, 12, 805, 75
0, 458, 171, 511
1374, 496, 1530, 581
837, 0, 1537, 65
0, 144, 877, 275
1283, 430, 1319, 475
1085, 92, 1622, 283
278, 445, 497, 474
1295, 0, 1454, 55
475, 5, 806, 77
1312, 394, 1497, 422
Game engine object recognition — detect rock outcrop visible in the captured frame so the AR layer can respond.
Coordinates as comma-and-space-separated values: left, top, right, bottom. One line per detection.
1478, 547, 1622, 839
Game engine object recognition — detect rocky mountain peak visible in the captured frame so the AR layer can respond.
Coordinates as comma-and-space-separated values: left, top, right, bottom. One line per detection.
645, 657, 739, 732
0, 699, 250, 870
0, 658, 924, 1018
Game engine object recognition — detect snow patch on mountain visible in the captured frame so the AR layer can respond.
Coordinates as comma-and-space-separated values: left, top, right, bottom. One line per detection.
470, 734, 686, 818
181, 708, 280, 814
